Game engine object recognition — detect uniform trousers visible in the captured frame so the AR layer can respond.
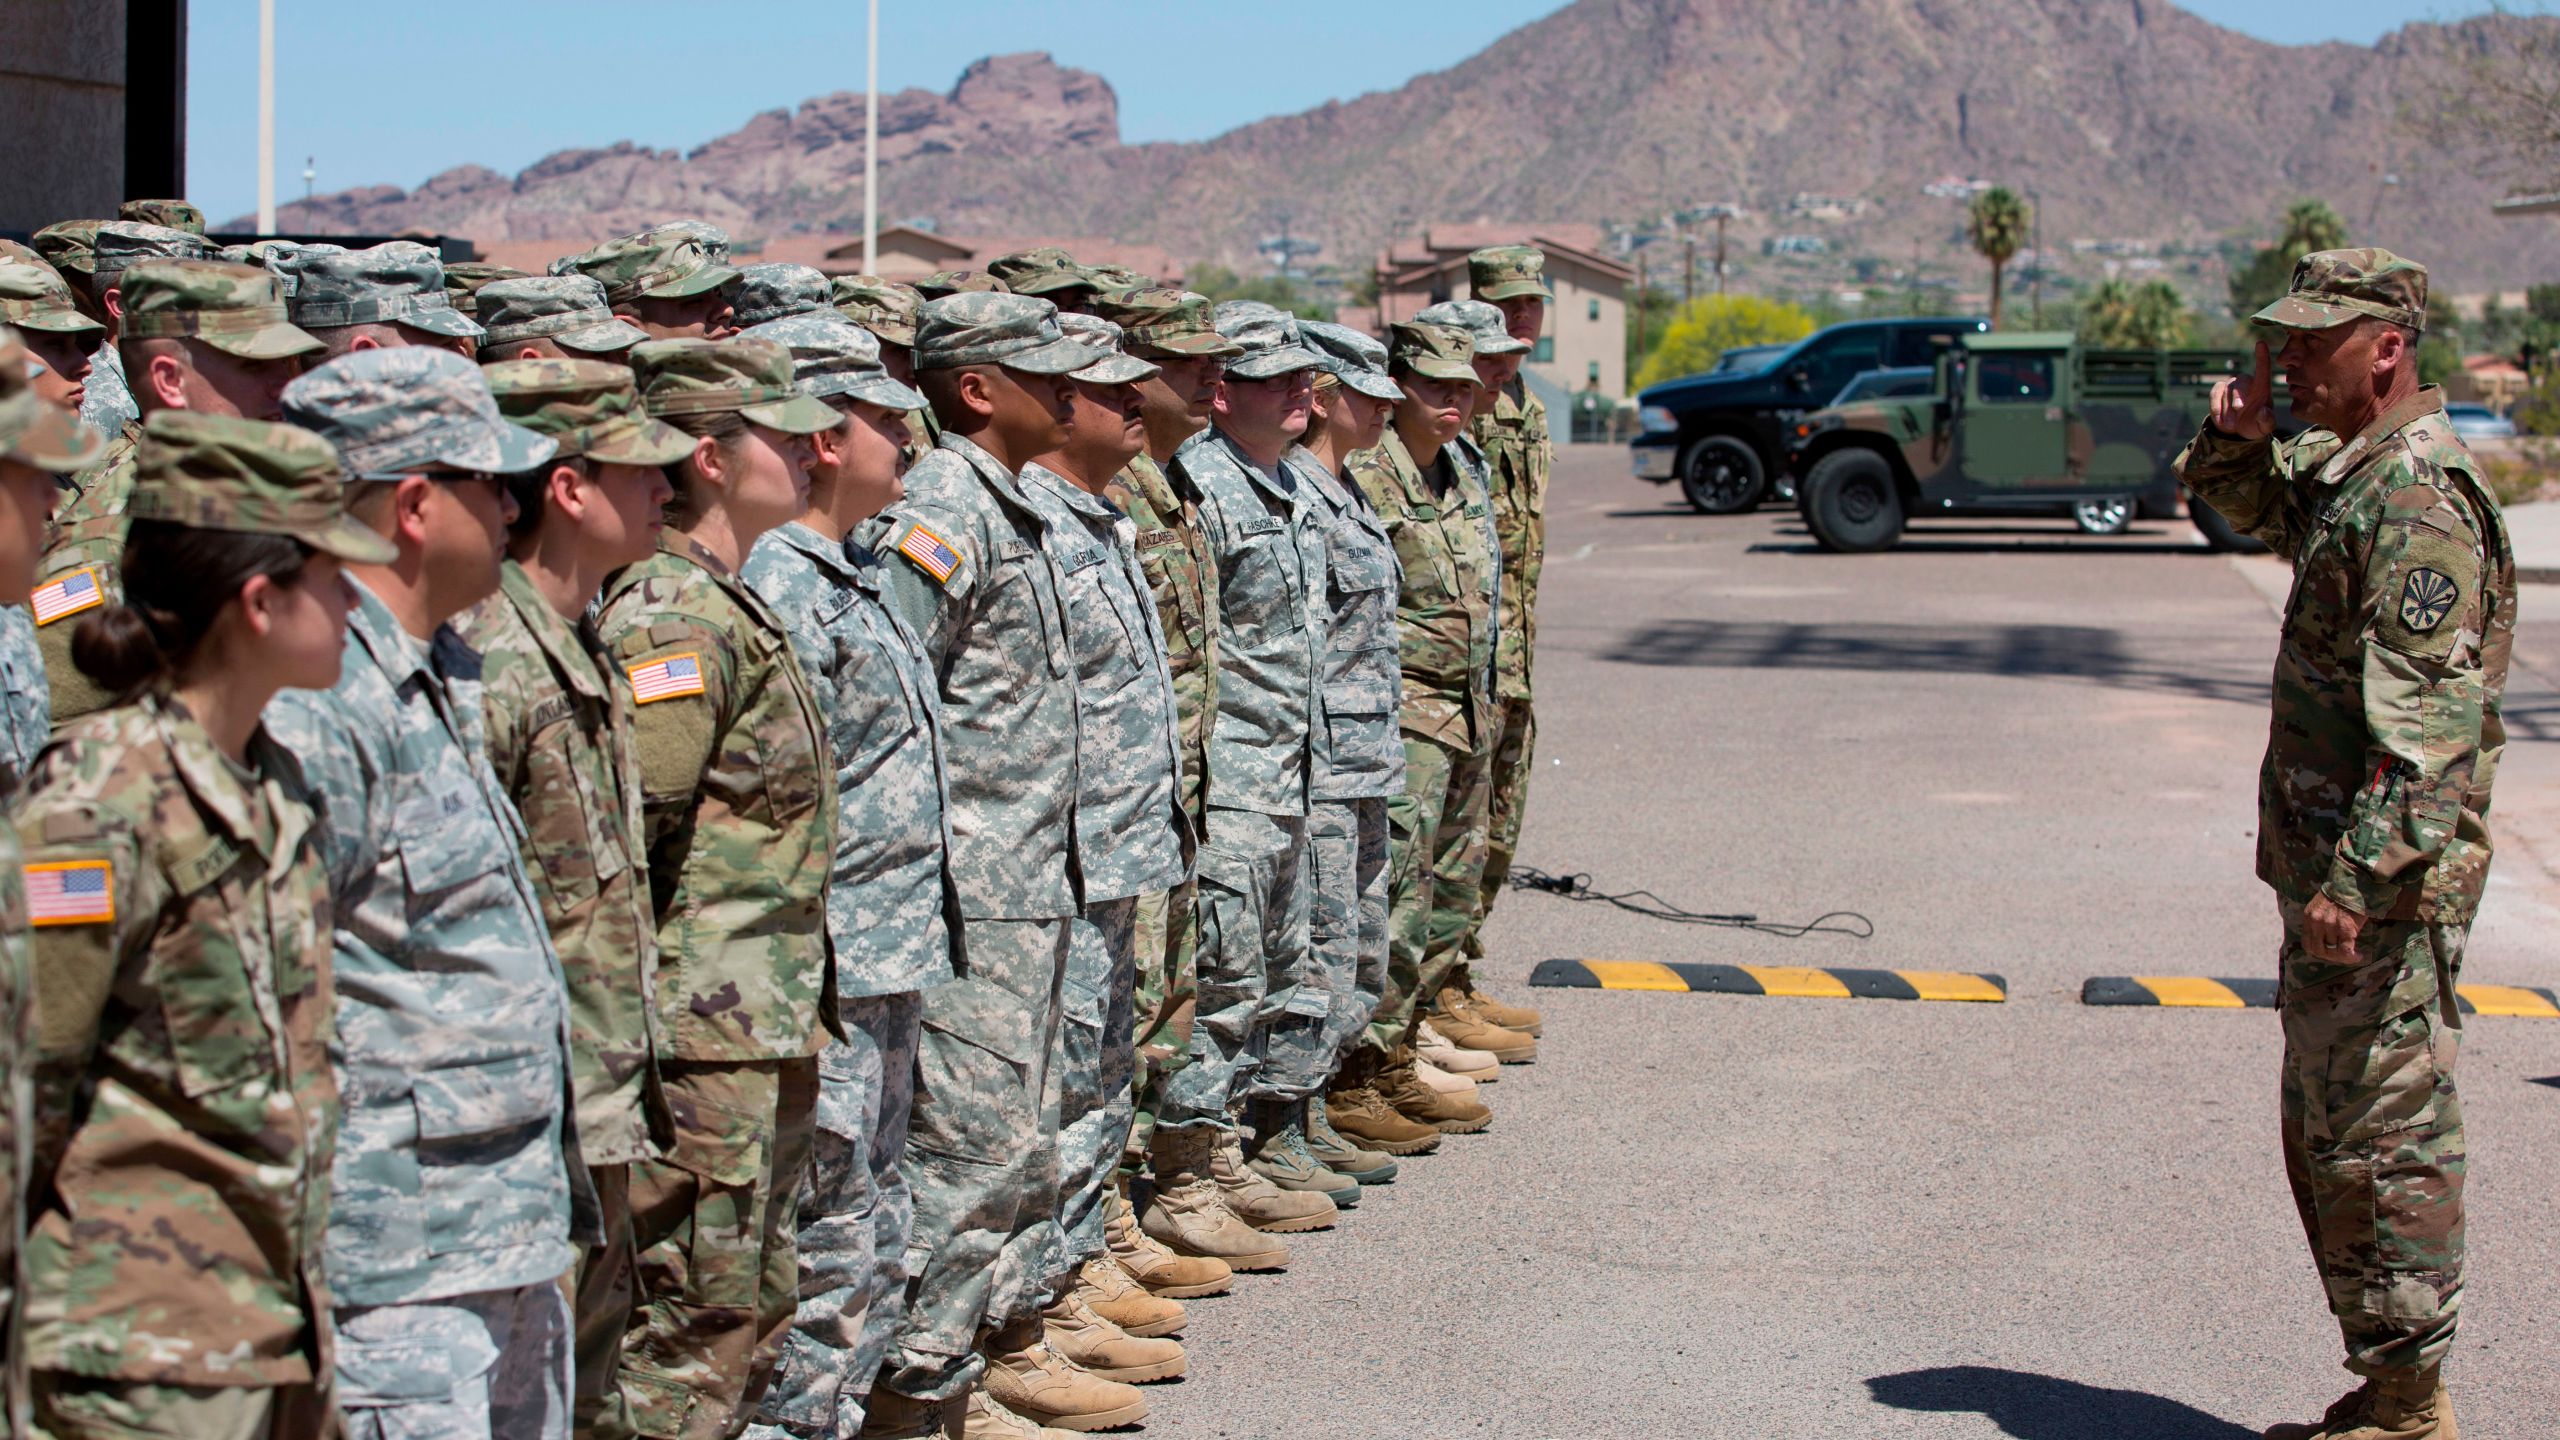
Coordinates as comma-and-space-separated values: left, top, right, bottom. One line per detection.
1053, 898, 1139, 1278
1458, 693, 1536, 981
336, 1281, 573, 1440
1303, 797, 1391, 1083
1125, 882, 1198, 1163
1160, 808, 1311, 1124
1364, 729, 1493, 1057
30, 1376, 334, 1440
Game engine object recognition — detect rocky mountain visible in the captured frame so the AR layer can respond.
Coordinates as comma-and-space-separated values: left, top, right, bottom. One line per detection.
242, 0, 2560, 291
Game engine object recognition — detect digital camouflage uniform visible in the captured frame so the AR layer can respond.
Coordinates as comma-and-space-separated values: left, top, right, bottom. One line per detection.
275, 240, 488, 350
730, 264, 834, 329
18, 221, 135, 440
264, 351, 584, 1440
2174, 250, 2512, 1386
473, 276, 651, 361
0, 268, 100, 785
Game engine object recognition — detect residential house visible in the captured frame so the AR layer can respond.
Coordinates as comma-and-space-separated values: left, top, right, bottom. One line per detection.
1371, 223, 1633, 414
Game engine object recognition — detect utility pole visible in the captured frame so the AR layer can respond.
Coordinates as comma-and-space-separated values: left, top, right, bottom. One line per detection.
861, 0, 880, 273
1634, 251, 1649, 356
256, 0, 276, 233
1682, 232, 1696, 308
1714, 210, 1728, 294
2029, 187, 2044, 329
301, 156, 314, 204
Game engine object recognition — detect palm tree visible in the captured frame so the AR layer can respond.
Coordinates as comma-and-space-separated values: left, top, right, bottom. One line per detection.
2277, 199, 2346, 259
2079, 278, 2192, 349
1967, 187, 2031, 330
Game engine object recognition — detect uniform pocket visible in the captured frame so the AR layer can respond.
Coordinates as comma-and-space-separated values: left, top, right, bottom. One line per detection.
155, 863, 279, 1100
909, 977, 1036, 1166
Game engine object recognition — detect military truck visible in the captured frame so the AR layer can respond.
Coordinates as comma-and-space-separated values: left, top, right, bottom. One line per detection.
1784, 332, 2273, 552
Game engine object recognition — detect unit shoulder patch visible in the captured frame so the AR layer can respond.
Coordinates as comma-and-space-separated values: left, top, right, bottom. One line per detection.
2397, 567, 2458, 634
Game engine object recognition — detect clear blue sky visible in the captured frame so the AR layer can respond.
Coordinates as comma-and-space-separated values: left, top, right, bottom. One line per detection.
183, 0, 2502, 226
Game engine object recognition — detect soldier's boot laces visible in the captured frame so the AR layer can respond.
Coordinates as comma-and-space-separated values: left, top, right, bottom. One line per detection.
1041, 1285, 1187, 1384
1209, 1125, 1339, 1232
982, 1319, 1150, 1433
1377, 1051, 1493, 1135
1244, 1099, 1361, 1207
1415, 1018, 1500, 1083
1322, 1082, 1442, 1157
1430, 985, 1537, 1063
962, 1387, 1084, 1440
1074, 1256, 1187, 1339
1104, 1180, 1233, 1298
1305, 1096, 1402, 1182
1139, 1125, 1291, 1270
2262, 1370, 2456, 1440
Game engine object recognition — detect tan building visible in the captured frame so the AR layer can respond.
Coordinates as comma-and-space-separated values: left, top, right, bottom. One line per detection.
1369, 223, 1634, 406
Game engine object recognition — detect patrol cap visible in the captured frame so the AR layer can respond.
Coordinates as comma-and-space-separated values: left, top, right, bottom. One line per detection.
481, 357, 695, 466
283, 347, 556, 480
1467, 244, 1552, 303
119, 259, 326, 360
830, 274, 923, 347
1212, 300, 1324, 380
28, 220, 107, 288
1081, 263, 1155, 295
232, 238, 337, 293
559, 223, 742, 304
1087, 288, 1242, 360
913, 292, 1101, 374
2251, 247, 2429, 334
985, 247, 1095, 300
278, 241, 486, 339
1388, 320, 1480, 384
1055, 314, 1159, 386
93, 221, 213, 285
1415, 298, 1531, 356
0, 261, 106, 335
738, 315, 926, 411
916, 269, 1008, 300
0, 327, 109, 473
731, 263, 834, 327
631, 336, 843, 435
118, 198, 206, 235
475, 276, 649, 355
128, 409, 399, 563
441, 262, 529, 318
1298, 320, 1403, 402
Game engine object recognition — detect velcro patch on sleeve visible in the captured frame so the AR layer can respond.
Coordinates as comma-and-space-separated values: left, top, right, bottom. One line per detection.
2376, 531, 2481, 661
26, 859, 114, 926
30, 567, 104, 626
895, 523, 965, 586
625, 651, 707, 704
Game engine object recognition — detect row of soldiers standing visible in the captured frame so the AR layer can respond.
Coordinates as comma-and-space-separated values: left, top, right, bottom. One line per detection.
0, 201, 1559, 1440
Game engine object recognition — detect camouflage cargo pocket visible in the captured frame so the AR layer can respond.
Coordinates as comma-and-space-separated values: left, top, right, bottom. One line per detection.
156, 878, 278, 1099
2321, 1003, 2454, 1147
657, 1092, 770, 1311
910, 976, 1036, 1167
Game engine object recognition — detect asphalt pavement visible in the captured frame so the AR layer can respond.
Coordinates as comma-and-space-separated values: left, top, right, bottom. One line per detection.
1139, 451, 2560, 1440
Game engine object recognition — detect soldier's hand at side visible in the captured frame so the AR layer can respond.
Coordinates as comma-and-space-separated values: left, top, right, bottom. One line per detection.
2209, 340, 2276, 441
2303, 892, 2366, 964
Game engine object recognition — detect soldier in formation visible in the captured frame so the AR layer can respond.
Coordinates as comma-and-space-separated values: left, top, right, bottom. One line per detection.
0, 216, 1560, 1439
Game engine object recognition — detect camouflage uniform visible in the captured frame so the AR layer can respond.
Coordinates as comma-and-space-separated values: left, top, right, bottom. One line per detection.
114, 199, 203, 234
276, 241, 488, 348
17, 222, 133, 440
2174, 250, 2512, 1385
851, 290, 1101, 1402
1348, 323, 1499, 1058
554, 226, 743, 317
474, 277, 650, 360
262, 351, 582, 1440
439, 262, 530, 319
731, 264, 834, 328
830, 276, 936, 459
1462, 378, 1548, 981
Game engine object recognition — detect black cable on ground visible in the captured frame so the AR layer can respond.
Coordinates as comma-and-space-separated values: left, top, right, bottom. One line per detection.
1506, 864, 1876, 941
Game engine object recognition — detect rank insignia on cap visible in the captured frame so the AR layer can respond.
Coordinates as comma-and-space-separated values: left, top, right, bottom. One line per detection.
626, 651, 706, 704
27, 860, 113, 926
2399, 567, 2458, 633
896, 523, 964, 586
30, 568, 103, 626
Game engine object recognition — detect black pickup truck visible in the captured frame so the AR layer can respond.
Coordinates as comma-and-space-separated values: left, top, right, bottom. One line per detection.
1630, 317, 1988, 513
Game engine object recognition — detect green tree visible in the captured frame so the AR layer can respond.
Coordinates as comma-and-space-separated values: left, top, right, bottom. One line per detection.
2077, 278, 2192, 349
1183, 261, 1330, 321
1632, 294, 1817, 390
1966, 187, 2030, 329
2225, 198, 2346, 320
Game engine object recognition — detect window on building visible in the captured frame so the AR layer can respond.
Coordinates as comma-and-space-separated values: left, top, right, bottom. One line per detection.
1586, 360, 1601, 385
1534, 336, 1555, 362
1587, 298, 1600, 322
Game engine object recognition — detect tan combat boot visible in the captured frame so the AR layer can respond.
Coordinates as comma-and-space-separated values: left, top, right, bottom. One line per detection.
1416, 1018, 1500, 1083
1430, 986, 1537, 1062
1451, 972, 1542, 1036
1377, 1051, 1492, 1134
1209, 1127, 1339, 1232
1244, 1099, 1361, 1207
961, 1388, 1081, 1440
1074, 1257, 1185, 1339
2262, 1369, 2455, 1440
1306, 1096, 1402, 1182
980, 1316, 1148, 1433
1139, 1125, 1290, 1271
1041, 1285, 1186, 1384
1324, 1081, 1442, 1156
1412, 1055, 1481, 1098
1103, 1180, 1231, 1298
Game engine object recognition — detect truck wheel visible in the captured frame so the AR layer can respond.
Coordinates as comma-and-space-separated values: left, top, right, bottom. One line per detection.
1801, 450, 1905, 552
2072, 496, 2134, 536
1679, 436, 1767, 514
2187, 492, 2268, 553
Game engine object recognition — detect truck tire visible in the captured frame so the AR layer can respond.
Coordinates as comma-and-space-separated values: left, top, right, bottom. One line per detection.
1801, 449, 1905, 552
2187, 492, 2268, 553
2072, 496, 2134, 536
1679, 435, 1767, 514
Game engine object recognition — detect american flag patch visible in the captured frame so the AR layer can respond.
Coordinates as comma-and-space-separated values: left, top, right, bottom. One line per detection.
31, 568, 103, 627
896, 524, 963, 586
26, 860, 113, 926
626, 652, 706, 704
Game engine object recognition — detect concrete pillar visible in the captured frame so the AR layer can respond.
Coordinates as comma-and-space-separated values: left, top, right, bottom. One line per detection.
0, 1, 133, 232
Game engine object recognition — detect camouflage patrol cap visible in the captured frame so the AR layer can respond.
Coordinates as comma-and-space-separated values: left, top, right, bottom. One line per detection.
278, 241, 485, 338
475, 276, 649, 355
1081, 263, 1155, 295
0, 327, 109, 473
1087, 288, 1242, 359
914, 292, 1101, 374
283, 347, 556, 480
560, 223, 743, 305
231, 238, 336, 294
480, 357, 694, 466
986, 247, 1096, 299
128, 410, 399, 563
1055, 314, 1159, 386
916, 269, 1008, 300
2251, 247, 2429, 334
94, 222, 214, 285
829, 274, 923, 348
118, 198, 206, 235
119, 259, 326, 360
28, 220, 106, 287
1467, 244, 1552, 303
731, 263, 834, 327
1415, 298, 1530, 356
740, 315, 926, 411
1212, 300, 1324, 380
1388, 320, 1479, 384
1298, 319, 1403, 401
631, 336, 843, 435
0, 261, 105, 335
441, 262, 529, 318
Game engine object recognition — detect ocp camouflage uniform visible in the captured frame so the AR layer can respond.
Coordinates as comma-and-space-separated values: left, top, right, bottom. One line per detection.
830, 275, 936, 459
1461, 373, 1547, 978
2179, 377, 2511, 1383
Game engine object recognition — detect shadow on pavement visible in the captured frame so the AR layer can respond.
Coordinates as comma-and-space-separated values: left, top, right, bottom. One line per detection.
1598, 619, 2271, 707
1865, 1366, 2256, 1439
2530, 1074, 2560, 1090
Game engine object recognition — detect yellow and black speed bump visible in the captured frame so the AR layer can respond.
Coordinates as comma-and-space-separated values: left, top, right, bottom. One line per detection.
2082, 976, 2560, 1018
1529, 959, 2005, 1003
